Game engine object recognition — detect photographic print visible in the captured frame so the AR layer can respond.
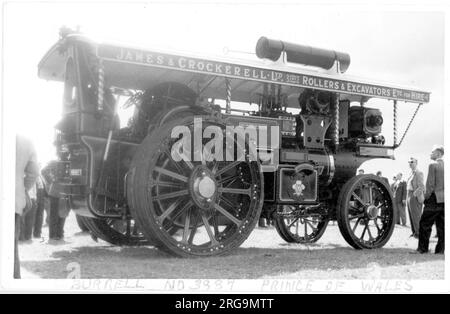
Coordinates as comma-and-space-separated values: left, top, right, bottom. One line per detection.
0, 0, 448, 298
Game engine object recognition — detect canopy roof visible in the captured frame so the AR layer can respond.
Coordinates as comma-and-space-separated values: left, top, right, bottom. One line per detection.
38, 34, 430, 105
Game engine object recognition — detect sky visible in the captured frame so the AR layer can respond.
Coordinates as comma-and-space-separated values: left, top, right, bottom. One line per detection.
2, 1, 445, 182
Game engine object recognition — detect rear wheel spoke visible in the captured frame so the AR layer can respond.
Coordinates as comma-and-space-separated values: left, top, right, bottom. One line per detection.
218, 187, 251, 196
202, 214, 219, 245
187, 211, 201, 245
164, 149, 186, 175
215, 161, 242, 177
214, 203, 241, 226
182, 208, 192, 244
157, 199, 182, 223
154, 167, 188, 183
153, 180, 184, 189
153, 189, 189, 201
218, 196, 237, 211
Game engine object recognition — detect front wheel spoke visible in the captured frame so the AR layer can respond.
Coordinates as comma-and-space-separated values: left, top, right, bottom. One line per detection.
153, 189, 189, 201
352, 193, 366, 206
214, 203, 241, 226
201, 214, 219, 245
218, 187, 251, 196
287, 217, 300, 228
305, 220, 317, 232
349, 213, 365, 220
350, 205, 364, 212
360, 224, 368, 240
215, 161, 242, 177
352, 217, 362, 233
367, 224, 375, 241
154, 167, 188, 183
374, 219, 382, 233
369, 186, 374, 205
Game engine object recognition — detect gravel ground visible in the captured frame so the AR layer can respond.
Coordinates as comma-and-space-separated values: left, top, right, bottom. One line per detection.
19, 213, 444, 279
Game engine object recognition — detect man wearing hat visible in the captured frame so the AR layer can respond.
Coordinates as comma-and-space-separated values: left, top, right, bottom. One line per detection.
416, 145, 445, 254
406, 157, 425, 238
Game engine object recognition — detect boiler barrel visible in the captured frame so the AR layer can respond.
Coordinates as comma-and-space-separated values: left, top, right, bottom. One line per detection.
255, 37, 351, 73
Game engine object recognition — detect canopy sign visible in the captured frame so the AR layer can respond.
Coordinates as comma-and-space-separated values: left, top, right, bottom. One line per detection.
98, 45, 430, 103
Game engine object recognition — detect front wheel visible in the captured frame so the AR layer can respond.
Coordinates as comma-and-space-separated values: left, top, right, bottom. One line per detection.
79, 216, 148, 246
274, 205, 329, 244
337, 174, 395, 249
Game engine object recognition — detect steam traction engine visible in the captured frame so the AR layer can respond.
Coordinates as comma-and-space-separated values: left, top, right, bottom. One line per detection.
38, 29, 430, 256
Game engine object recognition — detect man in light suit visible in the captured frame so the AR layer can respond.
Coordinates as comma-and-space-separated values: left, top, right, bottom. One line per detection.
406, 157, 425, 238
15, 135, 39, 278
416, 145, 445, 254
392, 173, 407, 226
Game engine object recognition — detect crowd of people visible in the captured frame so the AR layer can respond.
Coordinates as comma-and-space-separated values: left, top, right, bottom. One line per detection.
360, 145, 445, 255
14, 135, 69, 279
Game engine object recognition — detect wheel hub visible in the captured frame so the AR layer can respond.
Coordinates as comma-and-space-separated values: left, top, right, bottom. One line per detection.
366, 204, 378, 220
198, 176, 215, 198
190, 166, 217, 209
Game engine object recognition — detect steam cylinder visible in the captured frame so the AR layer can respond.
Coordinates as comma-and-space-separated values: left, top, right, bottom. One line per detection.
255, 37, 351, 73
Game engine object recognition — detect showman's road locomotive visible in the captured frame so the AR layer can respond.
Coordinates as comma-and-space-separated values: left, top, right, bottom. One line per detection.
38, 28, 430, 256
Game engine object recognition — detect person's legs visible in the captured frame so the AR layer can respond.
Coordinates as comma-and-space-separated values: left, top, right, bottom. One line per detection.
19, 215, 26, 241
57, 217, 66, 239
48, 196, 60, 239
435, 207, 445, 254
23, 201, 37, 241
417, 209, 436, 253
394, 202, 400, 224
14, 213, 21, 279
407, 196, 415, 235
399, 204, 407, 226
56, 198, 68, 239
33, 193, 45, 238
410, 197, 422, 237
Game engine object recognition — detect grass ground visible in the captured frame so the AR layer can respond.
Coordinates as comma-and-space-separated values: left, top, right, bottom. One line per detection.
19, 213, 444, 279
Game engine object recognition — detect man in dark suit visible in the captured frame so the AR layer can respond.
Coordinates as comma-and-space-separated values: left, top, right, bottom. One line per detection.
391, 173, 407, 226
416, 145, 445, 254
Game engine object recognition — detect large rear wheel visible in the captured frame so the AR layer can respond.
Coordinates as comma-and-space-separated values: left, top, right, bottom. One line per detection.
128, 116, 264, 257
